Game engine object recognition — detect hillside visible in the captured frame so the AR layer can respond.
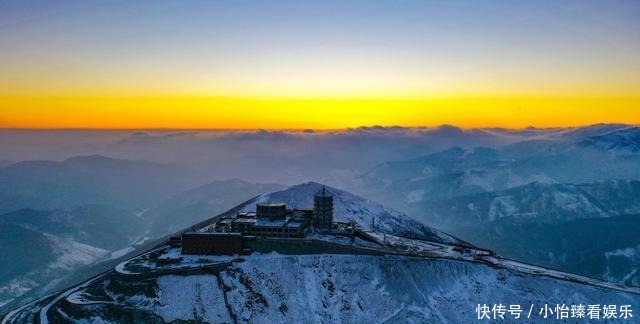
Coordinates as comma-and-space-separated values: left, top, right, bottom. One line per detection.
0, 179, 286, 310
421, 181, 640, 287
3, 183, 639, 323
143, 179, 285, 236
0, 205, 146, 307
8, 254, 639, 323
425, 180, 640, 225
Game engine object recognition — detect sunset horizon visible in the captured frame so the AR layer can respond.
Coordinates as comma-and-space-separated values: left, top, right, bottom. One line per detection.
2, 0, 638, 130
2, 95, 639, 130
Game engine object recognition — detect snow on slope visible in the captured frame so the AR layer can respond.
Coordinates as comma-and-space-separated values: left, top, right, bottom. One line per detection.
0, 234, 109, 308
219, 254, 639, 323
605, 245, 640, 288
579, 126, 640, 155
241, 182, 465, 245
149, 275, 231, 323
427, 180, 640, 226
84, 253, 640, 323
25, 253, 638, 323
44, 234, 109, 272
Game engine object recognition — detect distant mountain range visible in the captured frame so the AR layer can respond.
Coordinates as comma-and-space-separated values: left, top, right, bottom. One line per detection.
578, 126, 640, 154
358, 127, 640, 210
0, 155, 200, 214
425, 180, 640, 225
350, 126, 640, 288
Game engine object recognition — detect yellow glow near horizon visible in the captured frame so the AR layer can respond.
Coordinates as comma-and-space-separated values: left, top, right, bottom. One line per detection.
1, 95, 638, 129
1, 1, 638, 130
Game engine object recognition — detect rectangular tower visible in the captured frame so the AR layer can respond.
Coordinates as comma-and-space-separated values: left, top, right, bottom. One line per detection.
314, 186, 334, 230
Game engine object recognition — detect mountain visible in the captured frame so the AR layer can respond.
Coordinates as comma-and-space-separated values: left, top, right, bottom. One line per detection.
0, 205, 146, 250
0, 223, 109, 309
425, 180, 640, 225
0, 205, 146, 307
0, 155, 199, 214
551, 123, 632, 141
0, 179, 284, 310
354, 128, 640, 216
9, 255, 640, 323
356, 147, 555, 210
3, 183, 639, 323
420, 181, 640, 287
143, 179, 285, 236
450, 214, 640, 288
350, 129, 640, 290
578, 126, 640, 155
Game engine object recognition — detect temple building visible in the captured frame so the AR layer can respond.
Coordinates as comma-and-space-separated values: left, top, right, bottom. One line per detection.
181, 187, 338, 255
314, 186, 334, 230
218, 202, 314, 238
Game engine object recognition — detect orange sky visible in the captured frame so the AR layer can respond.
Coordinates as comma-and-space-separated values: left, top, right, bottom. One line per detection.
1, 95, 638, 129
1, 1, 638, 129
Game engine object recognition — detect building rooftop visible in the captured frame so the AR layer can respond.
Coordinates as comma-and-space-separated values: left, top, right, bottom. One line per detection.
256, 202, 286, 207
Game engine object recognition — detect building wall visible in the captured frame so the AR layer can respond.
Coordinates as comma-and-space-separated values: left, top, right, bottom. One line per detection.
182, 233, 243, 255
314, 195, 334, 229
256, 203, 287, 220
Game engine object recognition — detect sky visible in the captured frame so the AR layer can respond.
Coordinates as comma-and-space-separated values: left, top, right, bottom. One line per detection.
0, 0, 639, 129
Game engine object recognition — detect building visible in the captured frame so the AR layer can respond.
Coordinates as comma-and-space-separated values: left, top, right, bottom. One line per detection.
251, 208, 312, 238
256, 203, 287, 220
181, 188, 341, 255
182, 232, 244, 255
225, 204, 313, 238
314, 186, 334, 230
192, 188, 335, 244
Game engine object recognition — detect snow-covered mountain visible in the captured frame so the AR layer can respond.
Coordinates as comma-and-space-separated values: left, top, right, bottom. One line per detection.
355, 128, 640, 213
0, 223, 109, 308
579, 126, 640, 155
604, 244, 640, 288
0, 205, 145, 307
10, 254, 639, 323
422, 180, 640, 288
241, 182, 466, 245
3, 183, 639, 323
425, 180, 640, 225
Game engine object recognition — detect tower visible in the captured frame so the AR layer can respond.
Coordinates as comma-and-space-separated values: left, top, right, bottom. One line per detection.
314, 186, 334, 230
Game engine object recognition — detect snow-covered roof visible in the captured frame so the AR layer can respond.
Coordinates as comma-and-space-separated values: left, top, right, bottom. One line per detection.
285, 220, 305, 228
